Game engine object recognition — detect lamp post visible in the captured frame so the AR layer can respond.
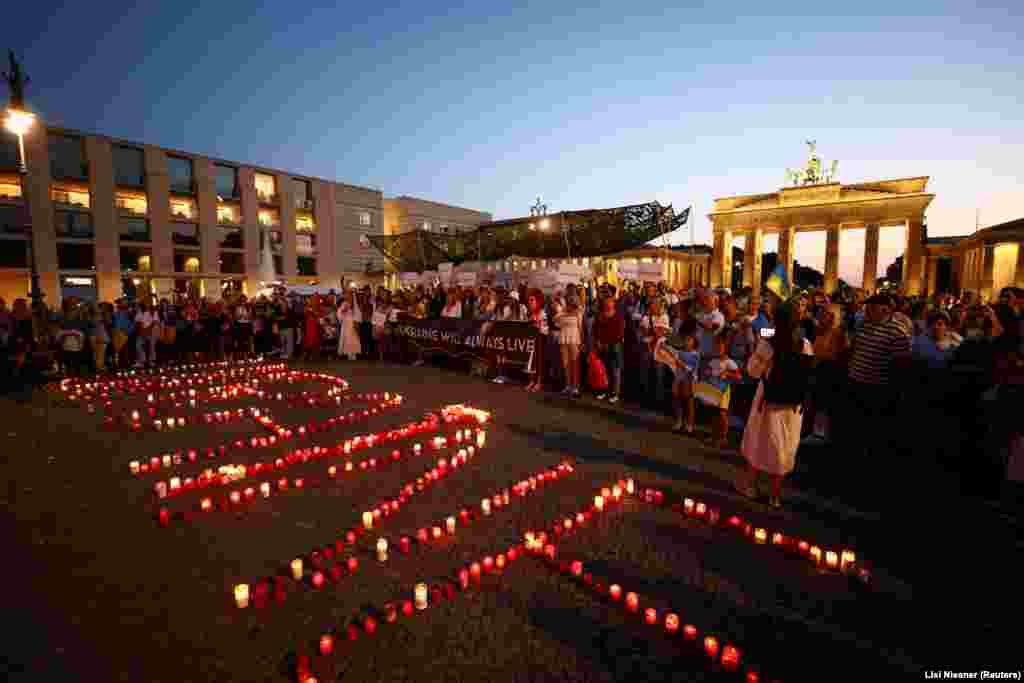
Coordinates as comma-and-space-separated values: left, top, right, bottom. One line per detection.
4, 106, 43, 307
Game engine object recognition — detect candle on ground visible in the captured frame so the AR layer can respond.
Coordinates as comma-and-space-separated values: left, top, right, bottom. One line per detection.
291, 558, 303, 580
414, 583, 428, 610
234, 583, 250, 609
625, 592, 639, 612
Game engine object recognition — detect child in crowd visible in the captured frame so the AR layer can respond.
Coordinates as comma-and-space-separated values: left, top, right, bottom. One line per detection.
696, 335, 741, 448
663, 334, 700, 434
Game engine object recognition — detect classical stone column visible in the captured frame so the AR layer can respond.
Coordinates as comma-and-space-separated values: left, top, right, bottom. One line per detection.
980, 244, 995, 302
862, 224, 880, 294
824, 226, 841, 294
925, 256, 939, 296
743, 228, 763, 290
1016, 243, 1024, 288
86, 136, 120, 302
902, 218, 925, 295
777, 227, 795, 287
710, 230, 726, 288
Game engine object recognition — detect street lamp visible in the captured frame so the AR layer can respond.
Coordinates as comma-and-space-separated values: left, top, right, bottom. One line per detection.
5, 106, 43, 307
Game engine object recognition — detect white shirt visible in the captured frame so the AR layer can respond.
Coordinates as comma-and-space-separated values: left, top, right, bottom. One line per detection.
639, 312, 671, 342
699, 309, 725, 356
705, 356, 739, 380
134, 311, 154, 328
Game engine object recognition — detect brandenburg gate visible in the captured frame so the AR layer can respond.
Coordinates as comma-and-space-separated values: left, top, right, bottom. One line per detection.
708, 145, 935, 296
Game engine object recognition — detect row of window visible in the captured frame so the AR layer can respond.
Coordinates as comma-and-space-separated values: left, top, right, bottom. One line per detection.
0, 239, 320, 276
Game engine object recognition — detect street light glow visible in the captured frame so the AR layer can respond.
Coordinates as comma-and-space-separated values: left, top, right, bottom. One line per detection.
4, 108, 35, 137
540, 218, 550, 230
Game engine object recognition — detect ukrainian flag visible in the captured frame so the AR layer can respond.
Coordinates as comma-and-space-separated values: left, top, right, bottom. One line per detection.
766, 264, 789, 298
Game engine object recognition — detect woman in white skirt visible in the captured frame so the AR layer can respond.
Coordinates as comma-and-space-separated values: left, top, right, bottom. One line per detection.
336, 289, 363, 360
737, 302, 813, 508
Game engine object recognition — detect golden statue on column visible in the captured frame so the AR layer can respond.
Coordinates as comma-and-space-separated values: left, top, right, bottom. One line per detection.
786, 140, 839, 186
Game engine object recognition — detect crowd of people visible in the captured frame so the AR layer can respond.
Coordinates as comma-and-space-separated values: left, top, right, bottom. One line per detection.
1, 279, 1021, 503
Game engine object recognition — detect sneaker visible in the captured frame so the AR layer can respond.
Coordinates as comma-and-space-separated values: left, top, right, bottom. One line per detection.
608, 395, 619, 404
768, 496, 783, 510
595, 393, 607, 401
492, 376, 507, 384
571, 389, 580, 399
561, 386, 573, 396
672, 419, 684, 432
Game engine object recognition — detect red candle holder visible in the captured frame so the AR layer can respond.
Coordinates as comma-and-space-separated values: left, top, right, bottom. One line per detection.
703, 636, 719, 658
720, 644, 740, 671
609, 584, 622, 601
625, 592, 639, 613
644, 608, 657, 625
319, 634, 334, 656
683, 624, 698, 640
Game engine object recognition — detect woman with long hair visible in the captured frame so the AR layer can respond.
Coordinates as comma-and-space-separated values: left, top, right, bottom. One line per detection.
336, 290, 362, 360
736, 300, 814, 508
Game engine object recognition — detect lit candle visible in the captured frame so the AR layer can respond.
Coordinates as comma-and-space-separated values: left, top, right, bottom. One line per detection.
754, 528, 767, 544
234, 583, 250, 608
809, 546, 822, 566
481, 499, 491, 516
495, 554, 506, 570
626, 478, 635, 494
319, 634, 334, 656
129, 461, 140, 474
131, 410, 140, 422
377, 538, 388, 562
644, 608, 657, 625
154, 482, 168, 499
665, 613, 679, 632
362, 511, 374, 530
229, 491, 241, 504
720, 645, 741, 671
169, 477, 181, 492
399, 536, 411, 553
328, 465, 337, 478
840, 550, 856, 573
625, 592, 639, 612
683, 624, 698, 640
482, 556, 494, 573
771, 532, 785, 546
825, 551, 839, 570
260, 482, 270, 498
431, 526, 442, 540
703, 636, 720, 658
470, 562, 482, 579
594, 495, 605, 511
311, 571, 325, 589
414, 583, 428, 610
200, 497, 212, 512
446, 516, 456, 534
683, 498, 695, 514
476, 430, 486, 448
291, 558, 303, 580
695, 502, 706, 517
611, 485, 622, 500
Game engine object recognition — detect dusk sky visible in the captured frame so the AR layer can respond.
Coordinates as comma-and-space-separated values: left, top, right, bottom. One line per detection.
7, 1, 1022, 285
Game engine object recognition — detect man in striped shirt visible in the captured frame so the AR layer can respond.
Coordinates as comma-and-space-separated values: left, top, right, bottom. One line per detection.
837, 294, 912, 494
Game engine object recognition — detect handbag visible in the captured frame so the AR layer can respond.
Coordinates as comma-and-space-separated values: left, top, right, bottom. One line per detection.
587, 351, 609, 390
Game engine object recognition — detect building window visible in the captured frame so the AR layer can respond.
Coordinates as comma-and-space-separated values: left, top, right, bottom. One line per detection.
113, 146, 145, 187
296, 213, 315, 231
0, 174, 21, 200
171, 223, 200, 246
219, 251, 245, 274
119, 217, 150, 242
0, 205, 30, 234
359, 211, 372, 226
215, 164, 240, 199
258, 208, 280, 227
51, 184, 91, 209
57, 243, 95, 270
422, 221, 432, 231
0, 239, 28, 267
48, 134, 88, 180
167, 156, 194, 194
217, 203, 241, 225
297, 256, 317, 276
296, 231, 317, 256
120, 247, 152, 272
219, 226, 244, 249
55, 210, 94, 239
170, 197, 196, 221
254, 173, 276, 203
116, 190, 147, 216
174, 252, 201, 274
0, 130, 19, 171
293, 178, 312, 209
273, 254, 283, 276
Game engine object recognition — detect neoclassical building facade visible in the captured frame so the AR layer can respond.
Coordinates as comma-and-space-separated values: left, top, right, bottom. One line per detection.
708, 177, 934, 297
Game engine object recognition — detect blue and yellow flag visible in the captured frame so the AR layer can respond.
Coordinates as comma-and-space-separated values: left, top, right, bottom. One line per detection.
765, 264, 790, 298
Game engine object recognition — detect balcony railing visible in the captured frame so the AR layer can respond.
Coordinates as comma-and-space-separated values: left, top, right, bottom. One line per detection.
169, 180, 196, 195
116, 198, 148, 217
295, 197, 314, 211
257, 191, 279, 205
52, 189, 92, 210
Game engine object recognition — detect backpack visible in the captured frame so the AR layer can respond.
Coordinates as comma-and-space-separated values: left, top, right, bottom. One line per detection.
760, 349, 814, 407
